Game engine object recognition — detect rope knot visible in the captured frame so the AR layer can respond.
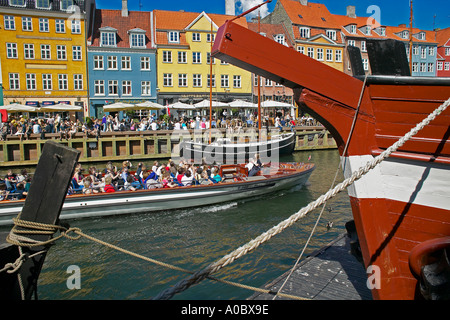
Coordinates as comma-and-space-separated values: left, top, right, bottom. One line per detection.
61, 227, 82, 241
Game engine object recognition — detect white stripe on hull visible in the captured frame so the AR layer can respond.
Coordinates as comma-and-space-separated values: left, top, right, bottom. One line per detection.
342, 155, 450, 211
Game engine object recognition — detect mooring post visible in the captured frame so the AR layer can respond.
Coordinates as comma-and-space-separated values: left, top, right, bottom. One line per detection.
0, 141, 80, 300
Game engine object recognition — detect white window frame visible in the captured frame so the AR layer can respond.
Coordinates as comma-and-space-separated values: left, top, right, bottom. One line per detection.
326, 49, 333, 62
94, 80, 105, 95
40, 44, 51, 59
233, 75, 241, 88
192, 52, 201, 64
207, 74, 215, 88
163, 74, 173, 87
39, 18, 49, 32
192, 74, 202, 87
22, 17, 32, 31
178, 51, 187, 64
4, 15, 15, 30
55, 19, 65, 33
299, 27, 310, 38
121, 56, 131, 70
9, 73, 20, 90
93, 55, 104, 70
178, 74, 187, 87
71, 20, 81, 34
130, 33, 145, 48
74, 74, 83, 90
437, 61, 443, 71
24, 43, 35, 59
326, 30, 336, 41
56, 45, 67, 60
42, 74, 52, 90
168, 31, 179, 43
335, 50, 342, 62
101, 32, 116, 47
445, 62, 450, 71
108, 80, 119, 96
140, 57, 151, 70
72, 46, 82, 61
6, 43, 18, 59
58, 74, 68, 90
107, 56, 118, 70
162, 51, 172, 63
421, 47, 427, 59
122, 80, 132, 96
192, 33, 201, 42
307, 47, 314, 58
141, 81, 151, 96
316, 48, 324, 61
221, 74, 229, 88
26, 73, 36, 90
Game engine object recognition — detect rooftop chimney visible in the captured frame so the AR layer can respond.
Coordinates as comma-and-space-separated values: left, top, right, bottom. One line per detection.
299, 0, 308, 5
225, 0, 235, 16
122, 0, 128, 17
347, 5, 356, 18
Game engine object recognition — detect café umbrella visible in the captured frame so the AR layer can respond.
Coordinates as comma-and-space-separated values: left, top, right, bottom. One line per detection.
1, 103, 38, 112
39, 103, 82, 112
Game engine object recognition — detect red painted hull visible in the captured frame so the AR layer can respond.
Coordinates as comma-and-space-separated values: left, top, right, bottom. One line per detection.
213, 21, 450, 300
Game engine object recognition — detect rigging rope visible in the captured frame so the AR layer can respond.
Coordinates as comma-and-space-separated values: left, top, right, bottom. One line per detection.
152, 97, 450, 300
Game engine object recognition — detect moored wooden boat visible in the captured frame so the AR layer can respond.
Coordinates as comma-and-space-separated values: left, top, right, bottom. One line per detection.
180, 132, 295, 164
0, 162, 314, 226
212, 19, 450, 300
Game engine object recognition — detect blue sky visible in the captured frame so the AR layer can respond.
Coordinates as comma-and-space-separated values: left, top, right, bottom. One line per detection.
95, 0, 450, 30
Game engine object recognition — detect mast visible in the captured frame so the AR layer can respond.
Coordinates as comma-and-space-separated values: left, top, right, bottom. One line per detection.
409, 0, 413, 72
209, 20, 213, 144
257, 13, 262, 132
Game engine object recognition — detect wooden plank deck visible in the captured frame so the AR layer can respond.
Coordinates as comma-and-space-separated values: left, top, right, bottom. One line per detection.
249, 233, 373, 300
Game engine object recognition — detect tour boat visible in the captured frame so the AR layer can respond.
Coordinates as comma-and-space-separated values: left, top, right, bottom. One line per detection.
0, 162, 314, 226
179, 132, 295, 164
211, 20, 450, 300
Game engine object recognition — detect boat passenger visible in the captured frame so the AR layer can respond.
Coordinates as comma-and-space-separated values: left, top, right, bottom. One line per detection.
102, 176, 116, 193
211, 167, 222, 183
83, 178, 99, 194
177, 167, 185, 184
181, 170, 193, 186
248, 154, 263, 177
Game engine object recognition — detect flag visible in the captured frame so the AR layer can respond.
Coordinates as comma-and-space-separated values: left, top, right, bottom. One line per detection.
308, 155, 311, 161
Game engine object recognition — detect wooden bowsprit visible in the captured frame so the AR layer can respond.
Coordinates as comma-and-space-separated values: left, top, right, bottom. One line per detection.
0, 141, 80, 300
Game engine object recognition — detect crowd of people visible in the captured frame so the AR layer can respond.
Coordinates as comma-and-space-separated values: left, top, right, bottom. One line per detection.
70, 156, 263, 195
0, 111, 319, 142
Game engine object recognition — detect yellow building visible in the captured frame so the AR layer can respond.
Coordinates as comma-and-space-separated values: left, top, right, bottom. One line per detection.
152, 10, 252, 107
0, 0, 91, 116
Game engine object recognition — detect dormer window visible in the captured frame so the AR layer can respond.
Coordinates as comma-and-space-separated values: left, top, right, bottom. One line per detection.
168, 31, 179, 43
365, 26, 371, 36
9, 0, 25, 6
275, 34, 286, 46
36, 0, 50, 9
299, 27, 310, 39
350, 25, 357, 34
100, 27, 118, 47
60, 0, 74, 11
379, 27, 386, 36
129, 28, 146, 48
402, 31, 409, 39
416, 32, 426, 40
326, 30, 337, 41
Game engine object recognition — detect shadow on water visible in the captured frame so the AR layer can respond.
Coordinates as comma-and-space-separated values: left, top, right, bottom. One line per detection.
2, 149, 353, 300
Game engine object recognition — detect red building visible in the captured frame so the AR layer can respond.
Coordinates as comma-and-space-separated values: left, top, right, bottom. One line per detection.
436, 27, 450, 77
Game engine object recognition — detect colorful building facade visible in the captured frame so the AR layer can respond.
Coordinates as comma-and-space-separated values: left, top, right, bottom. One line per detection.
152, 10, 252, 106
87, 5, 157, 118
436, 27, 450, 77
0, 0, 92, 116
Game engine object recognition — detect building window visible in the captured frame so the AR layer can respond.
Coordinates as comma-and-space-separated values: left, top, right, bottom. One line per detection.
326, 30, 336, 41
6, 43, 18, 59
361, 41, 367, 52
326, 49, 333, 62
42, 74, 52, 90
140, 57, 150, 70
40, 44, 51, 59
141, 81, 151, 95
299, 27, 310, 38
163, 74, 172, 87
316, 48, 324, 61
168, 31, 179, 43
420, 62, 427, 73
437, 61, 443, 71
445, 62, 450, 71
427, 63, 434, 73
55, 19, 65, 33
207, 33, 215, 43
365, 26, 371, 36
307, 47, 314, 58
412, 62, 419, 73
94, 80, 104, 95
122, 80, 132, 96
107, 56, 118, 69
380, 27, 386, 36
130, 33, 145, 48
348, 40, 356, 47
221, 74, 229, 88
121, 56, 131, 70
275, 34, 286, 45
421, 47, 427, 59
36, 0, 50, 9
335, 50, 342, 62
22, 17, 32, 31
4, 15, 15, 30
297, 46, 305, 54
74, 74, 83, 90
207, 74, 215, 88
108, 80, 118, 95
349, 25, 356, 34
93, 55, 104, 69
71, 20, 81, 34
233, 75, 241, 88
206, 52, 215, 65
26, 73, 36, 90
39, 18, 49, 32
56, 45, 66, 60
192, 52, 201, 64
60, 0, 74, 11
24, 44, 35, 59
413, 45, 419, 55
72, 46, 82, 60
9, 73, 20, 90
101, 32, 116, 47
178, 74, 187, 87
193, 74, 202, 87
178, 51, 187, 64
428, 47, 435, 56
363, 59, 369, 71
446, 48, 450, 56
402, 31, 409, 39
265, 78, 272, 87
58, 74, 68, 90
192, 33, 201, 42
162, 51, 172, 63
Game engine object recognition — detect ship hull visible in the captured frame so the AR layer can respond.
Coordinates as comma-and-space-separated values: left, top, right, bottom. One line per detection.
212, 20, 450, 300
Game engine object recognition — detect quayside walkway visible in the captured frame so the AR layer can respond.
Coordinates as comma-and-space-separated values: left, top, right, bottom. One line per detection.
249, 233, 373, 300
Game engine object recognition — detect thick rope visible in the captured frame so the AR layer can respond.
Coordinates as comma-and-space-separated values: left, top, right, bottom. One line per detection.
153, 97, 450, 300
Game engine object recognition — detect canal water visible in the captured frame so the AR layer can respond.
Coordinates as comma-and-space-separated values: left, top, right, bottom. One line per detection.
2, 149, 354, 300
